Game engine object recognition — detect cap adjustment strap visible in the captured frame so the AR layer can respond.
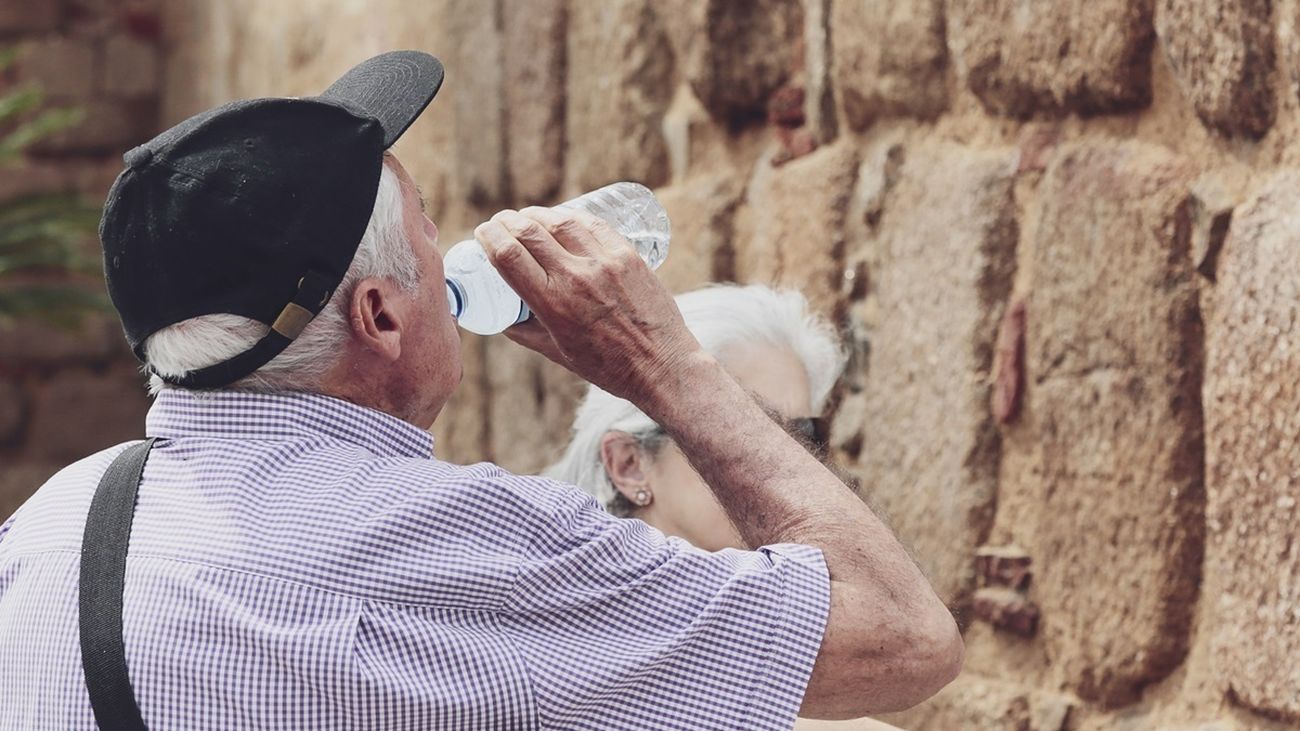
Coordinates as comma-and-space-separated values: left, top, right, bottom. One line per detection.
272, 270, 334, 340
154, 268, 335, 389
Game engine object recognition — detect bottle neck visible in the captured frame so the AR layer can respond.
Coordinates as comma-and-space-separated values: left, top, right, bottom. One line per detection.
445, 279, 465, 318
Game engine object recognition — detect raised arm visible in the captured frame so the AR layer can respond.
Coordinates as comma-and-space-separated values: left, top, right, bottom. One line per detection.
474, 207, 962, 718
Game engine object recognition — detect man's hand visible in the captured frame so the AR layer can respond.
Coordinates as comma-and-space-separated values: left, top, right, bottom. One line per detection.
473, 207, 702, 402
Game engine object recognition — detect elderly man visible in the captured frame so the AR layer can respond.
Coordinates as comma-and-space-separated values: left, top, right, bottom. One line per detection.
0, 51, 960, 729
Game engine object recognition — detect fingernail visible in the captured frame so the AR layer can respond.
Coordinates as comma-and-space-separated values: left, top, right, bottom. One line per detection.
474, 220, 509, 247
495, 210, 532, 235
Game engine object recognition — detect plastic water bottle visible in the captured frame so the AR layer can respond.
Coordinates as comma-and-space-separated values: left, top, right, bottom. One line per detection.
444, 182, 671, 335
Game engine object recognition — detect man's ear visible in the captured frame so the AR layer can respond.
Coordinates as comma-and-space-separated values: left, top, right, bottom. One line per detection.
348, 276, 407, 362
599, 431, 651, 502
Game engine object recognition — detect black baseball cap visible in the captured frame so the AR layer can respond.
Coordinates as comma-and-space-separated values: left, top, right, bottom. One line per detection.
99, 50, 444, 389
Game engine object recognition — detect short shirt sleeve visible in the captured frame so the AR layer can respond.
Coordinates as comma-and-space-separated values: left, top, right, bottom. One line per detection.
501, 486, 830, 731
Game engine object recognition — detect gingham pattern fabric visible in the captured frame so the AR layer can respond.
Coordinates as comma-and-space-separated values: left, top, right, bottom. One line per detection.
0, 389, 830, 730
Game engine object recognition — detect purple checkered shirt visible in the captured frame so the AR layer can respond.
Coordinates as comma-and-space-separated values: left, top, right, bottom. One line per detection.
0, 389, 830, 729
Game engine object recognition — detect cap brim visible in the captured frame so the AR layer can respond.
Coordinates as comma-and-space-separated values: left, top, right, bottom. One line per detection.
317, 50, 444, 148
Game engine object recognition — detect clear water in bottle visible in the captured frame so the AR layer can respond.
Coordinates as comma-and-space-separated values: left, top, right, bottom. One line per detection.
444, 182, 671, 335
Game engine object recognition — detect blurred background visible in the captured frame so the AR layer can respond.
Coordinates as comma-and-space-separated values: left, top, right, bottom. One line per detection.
2, 1, 1298, 729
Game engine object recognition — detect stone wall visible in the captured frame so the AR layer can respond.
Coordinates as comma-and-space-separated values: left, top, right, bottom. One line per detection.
0, 0, 160, 519
2, 0, 1297, 728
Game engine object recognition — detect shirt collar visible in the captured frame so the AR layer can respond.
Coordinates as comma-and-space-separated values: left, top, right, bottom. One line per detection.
146, 389, 435, 459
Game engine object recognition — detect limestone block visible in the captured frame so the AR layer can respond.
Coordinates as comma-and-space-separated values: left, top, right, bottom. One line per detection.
653, 174, 745, 292
103, 33, 161, 99
0, 462, 63, 525
25, 364, 149, 464
879, 675, 1075, 731
664, 0, 802, 124
0, 379, 23, 444
661, 85, 769, 185
484, 338, 583, 476
1157, 0, 1275, 139
1027, 142, 1203, 706
432, 333, 489, 465
847, 142, 1017, 608
801, 0, 836, 142
565, 0, 674, 193
736, 142, 858, 314
0, 316, 123, 367
831, 0, 948, 130
947, 0, 1155, 117
1204, 170, 1300, 721
0, 0, 60, 34
18, 38, 96, 99
448, 0, 506, 207
972, 587, 1040, 636
33, 99, 158, 154
65, 0, 162, 39
502, 0, 566, 205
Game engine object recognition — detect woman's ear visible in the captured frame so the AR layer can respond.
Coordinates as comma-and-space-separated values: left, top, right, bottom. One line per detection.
348, 276, 407, 362
599, 431, 651, 503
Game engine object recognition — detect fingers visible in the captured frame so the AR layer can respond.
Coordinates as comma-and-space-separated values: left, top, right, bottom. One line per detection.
503, 318, 569, 366
568, 209, 637, 258
518, 206, 601, 258
488, 210, 579, 269
473, 219, 548, 300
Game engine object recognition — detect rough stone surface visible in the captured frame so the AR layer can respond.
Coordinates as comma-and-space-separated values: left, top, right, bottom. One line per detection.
801, 0, 836, 143
103, 33, 161, 98
1203, 170, 1300, 721
973, 587, 1040, 636
0, 1, 61, 34
448, 0, 506, 207
25, 365, 149, 464
431, 333, 488, 465
735, 142, 858, 314
841, 142, 1017, 609
0, 317, 123, 367
502, 0, 566, 205
831, 0, 947, 130
880, 676, 1075, 731
1027, 142, 1204, 706
1157, 0, 1275, 139
1187, 173, 1242, 281
0, 379, 24, 443
991, 298, 1027, 425
976, 544, 1033, 590
653, 174, 745, 291
564, 0, 674, 193
484, 339, 582, 476
947, 0, 1156, 117
34, 99, 158, 154
0, 462, 64, 524
665, 0, 802, 124
18, 37, 96, 98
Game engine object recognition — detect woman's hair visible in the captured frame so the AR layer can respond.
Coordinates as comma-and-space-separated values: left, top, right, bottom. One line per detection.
142, 161, 421, 394
544, 283, 847, 515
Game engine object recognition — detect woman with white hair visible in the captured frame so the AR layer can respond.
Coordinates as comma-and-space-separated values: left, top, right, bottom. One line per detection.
546, 283, 846, 550
547, 283, 904, 730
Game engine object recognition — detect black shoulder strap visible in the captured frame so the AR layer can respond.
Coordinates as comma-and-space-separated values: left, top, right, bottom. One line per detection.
79, 438, 157, 731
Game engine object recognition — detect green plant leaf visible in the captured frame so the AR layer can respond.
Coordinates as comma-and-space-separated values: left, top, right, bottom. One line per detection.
0, 86, 42, 127
0, 47, 17, 74
0, 107, 85, 163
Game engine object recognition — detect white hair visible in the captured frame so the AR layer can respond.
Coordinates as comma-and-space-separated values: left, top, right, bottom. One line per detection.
544, 283, 847, 515
143, 161, 420, 394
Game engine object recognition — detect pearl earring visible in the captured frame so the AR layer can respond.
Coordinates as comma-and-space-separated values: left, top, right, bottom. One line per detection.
634, 489, 653, 506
